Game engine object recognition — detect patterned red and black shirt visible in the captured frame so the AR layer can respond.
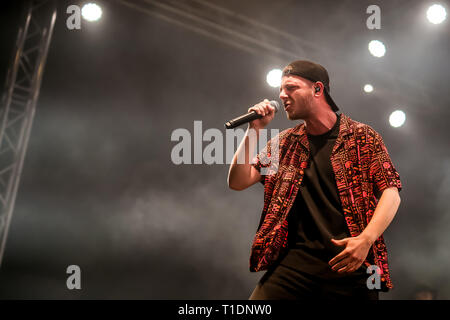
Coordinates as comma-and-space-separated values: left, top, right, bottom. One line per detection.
251, 113, 402, 290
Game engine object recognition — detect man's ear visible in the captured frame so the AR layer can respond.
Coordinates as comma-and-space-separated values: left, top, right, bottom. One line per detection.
313, 82, 324, 95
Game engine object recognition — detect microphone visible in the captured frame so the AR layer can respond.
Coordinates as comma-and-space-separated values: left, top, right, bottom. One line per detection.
224, 100, 280, 129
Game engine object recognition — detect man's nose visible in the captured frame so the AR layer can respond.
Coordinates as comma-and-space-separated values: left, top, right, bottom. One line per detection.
279, 89, 288, 100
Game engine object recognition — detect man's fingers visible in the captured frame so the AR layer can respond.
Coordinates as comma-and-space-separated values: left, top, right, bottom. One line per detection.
335, 260, 358, 273
347, 266, 358, 273
329, 250, 348, 267
248, 105, 264, 115
248, 100, 274, 117
331, 238, 348, 246
331, 256, 364, 273
261, 102, 270, 115
337, 265, 351, 273
256, 104, 265, 115
340, 263, 359, 274
263, 100, 272, 114
330, 257, 351, 271
258, 105, 265, 115
254, 103, 269, 116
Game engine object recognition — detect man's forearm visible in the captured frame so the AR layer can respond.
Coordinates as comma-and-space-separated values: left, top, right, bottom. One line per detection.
359, 187, 401, 244
227, 126, 260, 189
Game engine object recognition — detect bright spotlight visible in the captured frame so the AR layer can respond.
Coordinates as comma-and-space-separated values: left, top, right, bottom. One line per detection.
266, 69, 282, 88
368, 40, 386, 58
427, 4, 447, 24
82, 3, 102, 22
389, 110, 406, 128
364, 84, 374, 93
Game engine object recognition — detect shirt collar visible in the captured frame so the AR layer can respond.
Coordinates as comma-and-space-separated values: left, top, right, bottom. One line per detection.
290, 113, 353, 137
290, 113, 353, 152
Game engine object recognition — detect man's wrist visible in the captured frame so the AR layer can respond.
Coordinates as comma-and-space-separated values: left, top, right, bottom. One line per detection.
248, 124, 263, 133
359, 231, 377, 246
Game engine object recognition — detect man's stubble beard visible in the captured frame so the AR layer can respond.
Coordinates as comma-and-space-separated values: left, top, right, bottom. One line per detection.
287, 94, 313, 121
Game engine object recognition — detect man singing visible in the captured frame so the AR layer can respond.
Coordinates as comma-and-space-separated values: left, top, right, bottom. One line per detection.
227, 60, 402, 300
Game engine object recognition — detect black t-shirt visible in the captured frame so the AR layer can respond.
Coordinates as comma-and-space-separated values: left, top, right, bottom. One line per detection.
278, 113, 367, 280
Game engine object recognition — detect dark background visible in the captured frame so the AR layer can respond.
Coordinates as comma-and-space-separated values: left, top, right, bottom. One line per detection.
0, 0, 449, 299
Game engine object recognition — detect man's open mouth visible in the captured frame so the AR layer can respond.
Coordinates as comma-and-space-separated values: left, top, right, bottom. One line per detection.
284, 102, 292, 110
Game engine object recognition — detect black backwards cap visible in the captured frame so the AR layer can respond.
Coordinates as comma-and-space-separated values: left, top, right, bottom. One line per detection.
282, 60, 339, 112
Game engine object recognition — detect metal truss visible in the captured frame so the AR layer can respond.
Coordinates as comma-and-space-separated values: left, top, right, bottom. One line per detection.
0, 0, 56, 266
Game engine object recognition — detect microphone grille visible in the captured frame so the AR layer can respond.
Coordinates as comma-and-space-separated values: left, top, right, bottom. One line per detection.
269, 100, 280, 112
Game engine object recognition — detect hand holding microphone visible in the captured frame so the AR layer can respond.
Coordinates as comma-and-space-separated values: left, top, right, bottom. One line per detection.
224, 99, 280, 129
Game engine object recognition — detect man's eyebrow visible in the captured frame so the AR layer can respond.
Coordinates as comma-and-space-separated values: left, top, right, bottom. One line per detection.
280, 83, 299, 90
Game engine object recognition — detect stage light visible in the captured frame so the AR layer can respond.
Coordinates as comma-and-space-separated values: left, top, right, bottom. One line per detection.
266, 69, 282, 88
389, 110, 406, 128
82, 3, 102, 22
364, 84, 374, 93
368, 40, 386, 57
427, 4, 447, 24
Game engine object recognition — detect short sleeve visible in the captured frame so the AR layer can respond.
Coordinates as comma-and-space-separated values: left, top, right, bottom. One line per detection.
251, 157, 265, 185
369, 133, 402, 197
251, 134, 280, 179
